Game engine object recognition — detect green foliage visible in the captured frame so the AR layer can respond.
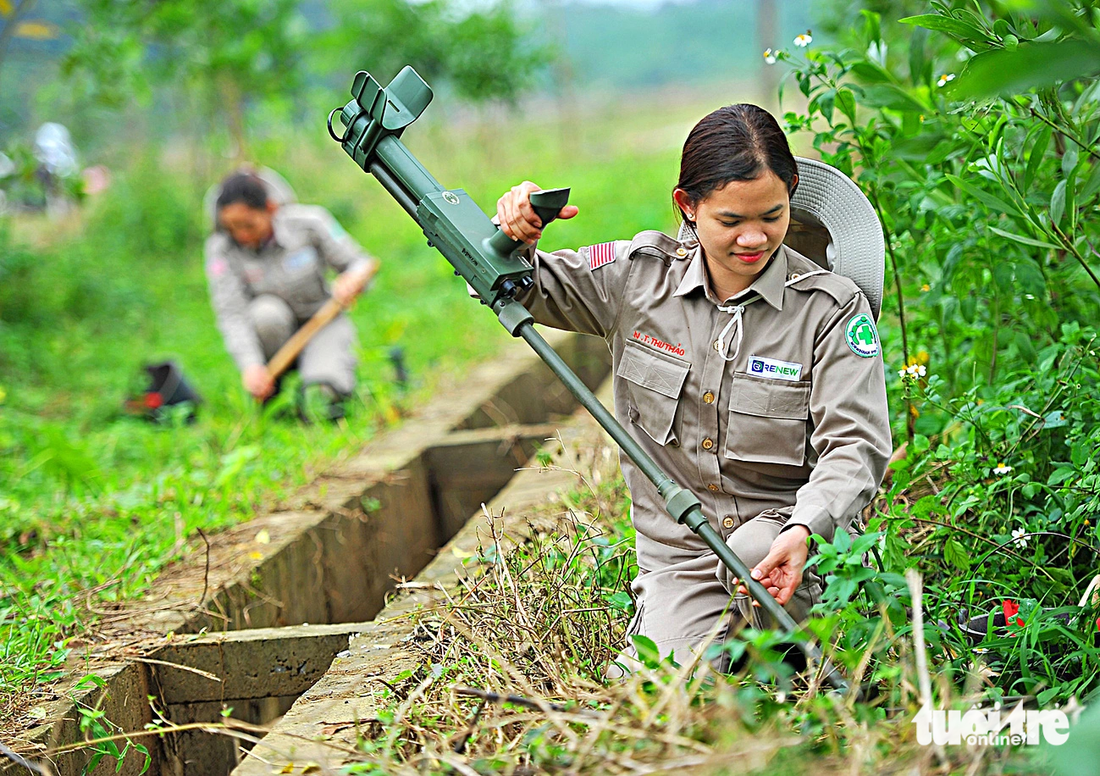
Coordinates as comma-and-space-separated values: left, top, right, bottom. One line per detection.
342, 464, 1046, 774
61, 0, 547, 153
769, 0, 1100, 706
776, 1, 1100, 414
72, 674, 151, 774
63, 0, 307, 109
884, 334, 1100, 703
321, 0, 545, 104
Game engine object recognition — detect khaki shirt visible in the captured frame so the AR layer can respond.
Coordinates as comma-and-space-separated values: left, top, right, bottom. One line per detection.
205, 204, 374, 371
520, 232, 892, 549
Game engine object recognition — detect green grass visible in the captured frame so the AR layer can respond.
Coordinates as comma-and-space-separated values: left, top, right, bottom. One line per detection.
5, 87, 1096, 768
0, 100, 709, 719
327, 454, 1063, 775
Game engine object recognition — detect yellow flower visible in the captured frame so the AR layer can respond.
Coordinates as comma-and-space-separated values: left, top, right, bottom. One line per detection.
921, 283, 931, 292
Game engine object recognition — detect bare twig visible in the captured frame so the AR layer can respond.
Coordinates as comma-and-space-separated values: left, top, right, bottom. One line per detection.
454, 686, 598, 717
906, 570, 946, 767
0, 741, 52, 775
196, 527, 212, 606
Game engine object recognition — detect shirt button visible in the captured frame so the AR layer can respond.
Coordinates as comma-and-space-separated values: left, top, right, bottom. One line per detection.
789, 272, 801, 281
713, 340, 721, 351
702, 437, 714, 450
708, 484, 720, 492
703, 391, 715, 404
676, 247, 688, 256
722, 517, 735, 529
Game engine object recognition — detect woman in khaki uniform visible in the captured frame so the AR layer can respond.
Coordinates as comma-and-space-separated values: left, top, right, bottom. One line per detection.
495, 104, 892, 670
205, 172, 377, 412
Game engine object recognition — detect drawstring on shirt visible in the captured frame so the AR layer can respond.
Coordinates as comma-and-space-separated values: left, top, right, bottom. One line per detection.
715, 304, 745, 362
713, 269, 830, 363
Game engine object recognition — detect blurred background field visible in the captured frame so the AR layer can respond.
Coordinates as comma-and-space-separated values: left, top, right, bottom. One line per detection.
0, 0, 813, 711
2, 0, 1100, 770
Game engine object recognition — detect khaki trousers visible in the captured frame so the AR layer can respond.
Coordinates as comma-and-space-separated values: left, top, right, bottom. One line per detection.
614, 513, 822, 674
248, 294, 358, 395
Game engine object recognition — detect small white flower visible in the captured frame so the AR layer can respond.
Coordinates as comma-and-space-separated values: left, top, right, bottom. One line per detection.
937, 73, 956, 88
763, 48, 777, 65
898, 367, 908, 378
1011, 527, 1029, 548
794, 31, 813, 48
993, 463, 1013, 476
867, 40, 888, 66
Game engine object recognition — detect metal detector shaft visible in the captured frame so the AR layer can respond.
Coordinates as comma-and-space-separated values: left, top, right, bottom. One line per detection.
328, 66, 853, 696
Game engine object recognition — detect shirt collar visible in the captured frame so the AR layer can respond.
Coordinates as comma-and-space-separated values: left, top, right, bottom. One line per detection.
229, 221, 282, 254
673, 243, 787, 311
266, 210, 287, 250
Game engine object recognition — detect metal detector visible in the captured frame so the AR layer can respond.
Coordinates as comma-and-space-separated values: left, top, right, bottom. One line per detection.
327, 66, 854, 696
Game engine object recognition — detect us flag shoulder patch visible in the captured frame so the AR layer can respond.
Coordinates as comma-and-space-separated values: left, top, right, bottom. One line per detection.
587, 242, 617, 271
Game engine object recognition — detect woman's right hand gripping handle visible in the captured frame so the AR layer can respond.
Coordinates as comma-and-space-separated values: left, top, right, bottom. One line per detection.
496, 181, 579, 244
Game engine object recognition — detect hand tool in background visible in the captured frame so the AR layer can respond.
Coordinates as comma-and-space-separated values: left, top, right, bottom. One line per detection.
263, 261, 381, 384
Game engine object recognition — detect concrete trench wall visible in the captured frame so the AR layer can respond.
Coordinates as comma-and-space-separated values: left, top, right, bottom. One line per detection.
18, 330, 610, 776
230, 375, 618, 773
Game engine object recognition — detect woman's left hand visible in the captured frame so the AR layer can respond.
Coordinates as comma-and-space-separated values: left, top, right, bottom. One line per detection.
735, 525, 811, 605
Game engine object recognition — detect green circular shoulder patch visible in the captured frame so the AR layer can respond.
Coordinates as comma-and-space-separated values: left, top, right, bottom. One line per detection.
845, 313, 880, 358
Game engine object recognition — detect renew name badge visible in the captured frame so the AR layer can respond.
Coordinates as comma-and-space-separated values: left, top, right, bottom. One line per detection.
748, 355, 803, 381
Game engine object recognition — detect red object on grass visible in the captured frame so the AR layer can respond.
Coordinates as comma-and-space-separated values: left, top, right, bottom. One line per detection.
1003, 599, 1019, 619
144, 391, 164, 409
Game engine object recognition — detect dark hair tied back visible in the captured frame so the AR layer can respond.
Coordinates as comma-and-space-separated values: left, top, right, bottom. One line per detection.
216, 173, 269, 212
674, 104, 797, 223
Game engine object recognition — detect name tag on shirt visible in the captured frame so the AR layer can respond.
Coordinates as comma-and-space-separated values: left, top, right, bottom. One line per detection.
748, 355, 803, 381
284, 248, 317, 272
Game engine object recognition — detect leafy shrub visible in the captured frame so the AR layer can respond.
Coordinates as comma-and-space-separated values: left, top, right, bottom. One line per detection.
770, 0, 1100, 706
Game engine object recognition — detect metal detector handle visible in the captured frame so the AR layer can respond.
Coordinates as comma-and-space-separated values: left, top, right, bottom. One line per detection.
486, 187, 572, 256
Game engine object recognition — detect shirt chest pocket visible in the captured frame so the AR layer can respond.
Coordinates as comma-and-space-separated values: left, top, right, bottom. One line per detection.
725, 375, 810, 467
617, 343, 690, 446
280, 248, 323, 298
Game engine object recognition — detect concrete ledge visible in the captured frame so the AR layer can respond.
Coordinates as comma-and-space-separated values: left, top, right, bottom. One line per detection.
150, 622, 374, 705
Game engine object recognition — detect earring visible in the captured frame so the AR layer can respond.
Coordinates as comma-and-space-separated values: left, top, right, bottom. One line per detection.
686, 212, 695, 220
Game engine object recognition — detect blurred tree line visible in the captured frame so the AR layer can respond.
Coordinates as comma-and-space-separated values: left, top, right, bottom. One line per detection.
0, 0, 542, 160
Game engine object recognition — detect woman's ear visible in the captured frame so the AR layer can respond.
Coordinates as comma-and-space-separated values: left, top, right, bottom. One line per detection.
789, 173, 799, 198
672, 188, 695, 221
